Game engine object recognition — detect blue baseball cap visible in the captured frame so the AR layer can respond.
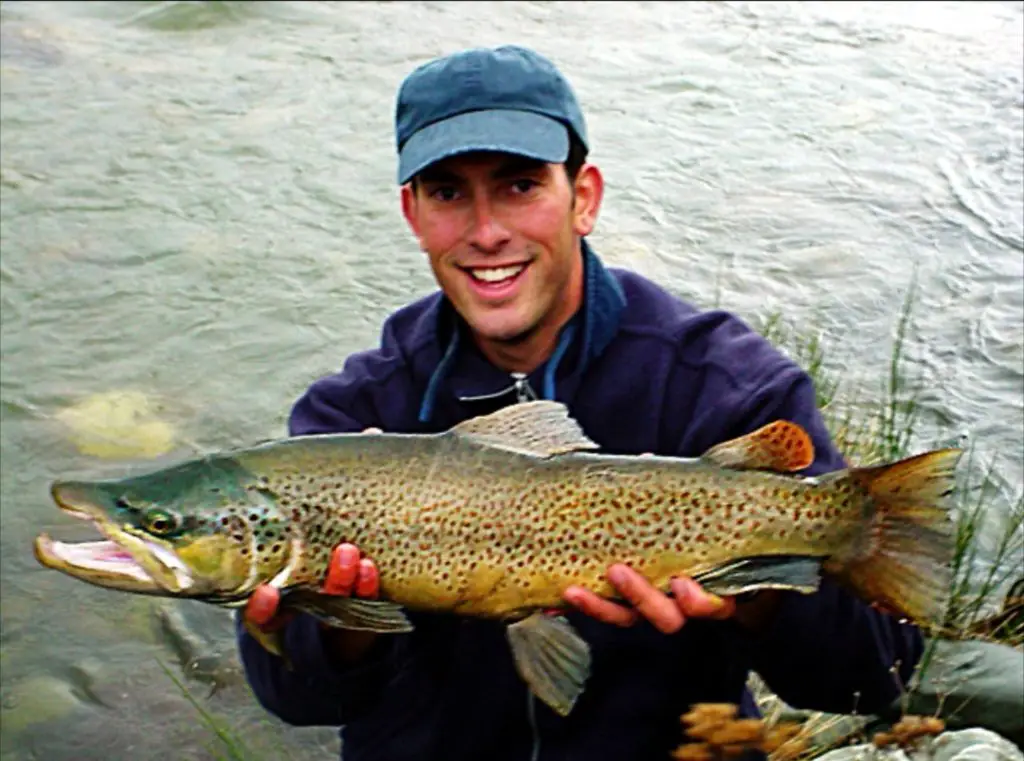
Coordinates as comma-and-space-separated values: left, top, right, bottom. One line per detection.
394, 45, 589, 185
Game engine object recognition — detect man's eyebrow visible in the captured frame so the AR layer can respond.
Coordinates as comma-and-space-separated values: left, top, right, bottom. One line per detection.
416, 157, 548, 185
417, 167, 461, 185
492, 157, 547, 179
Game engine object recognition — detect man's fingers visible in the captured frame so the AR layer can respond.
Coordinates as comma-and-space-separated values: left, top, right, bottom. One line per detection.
324, 543, 360, 595
245, 585, 280, 627
563, 586, 639, 627
608, 565, 685, 634
671, 576, 735, 620
355, 558, 379, 599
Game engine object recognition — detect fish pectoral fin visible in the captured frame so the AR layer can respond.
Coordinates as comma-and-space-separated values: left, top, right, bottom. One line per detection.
449, 401, 600, 458
691, 555, 822, 597
282, 590, 415, 634
701, 420, 815, 472
506, 612, 592, 717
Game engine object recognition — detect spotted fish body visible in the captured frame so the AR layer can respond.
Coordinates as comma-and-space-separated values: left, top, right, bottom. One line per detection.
235, 427, 861, 618
34, 401, 961, 717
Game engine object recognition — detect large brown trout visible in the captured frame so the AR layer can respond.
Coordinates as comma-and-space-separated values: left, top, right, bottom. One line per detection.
34, 401, 960, 715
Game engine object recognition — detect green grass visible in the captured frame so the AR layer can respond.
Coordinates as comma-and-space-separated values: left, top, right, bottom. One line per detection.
753, 278, 1022, 758
759, 278, 1022, 649
158, 660, 261, 761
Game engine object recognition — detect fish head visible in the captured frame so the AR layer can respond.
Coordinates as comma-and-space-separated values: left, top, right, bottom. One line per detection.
34, 456, 293, 604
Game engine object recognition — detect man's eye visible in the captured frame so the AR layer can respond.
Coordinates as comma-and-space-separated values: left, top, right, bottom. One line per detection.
430, 187, 460, 202
510, 178, 539, 194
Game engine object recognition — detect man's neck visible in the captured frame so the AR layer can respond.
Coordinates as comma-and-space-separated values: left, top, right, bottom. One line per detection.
474, 323, 571, 375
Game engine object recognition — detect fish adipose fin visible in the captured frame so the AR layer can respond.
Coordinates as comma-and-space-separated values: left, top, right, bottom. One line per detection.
833, 448, 961, 624
507, 612, 592, 717
450, 401, 600, 458
702, 420, 815, 472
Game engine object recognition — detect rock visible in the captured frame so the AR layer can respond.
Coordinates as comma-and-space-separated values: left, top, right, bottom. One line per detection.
898, 638, 1024, 747
931, 728, 1024, 761
0, 675, 83, 738
814, 728, 1023, 761
55, 390, 179, 459
153, 601, 245, 696
747, 635, 1024, 755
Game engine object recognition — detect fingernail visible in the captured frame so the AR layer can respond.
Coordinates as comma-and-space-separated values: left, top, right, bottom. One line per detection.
608, 566, 627, 586
706, 593, 726, 609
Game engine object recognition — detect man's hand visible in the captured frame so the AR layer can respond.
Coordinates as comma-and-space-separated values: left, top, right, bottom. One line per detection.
244, 542, 382, 666
563, 564, 737, 634
244, 543, 380, 630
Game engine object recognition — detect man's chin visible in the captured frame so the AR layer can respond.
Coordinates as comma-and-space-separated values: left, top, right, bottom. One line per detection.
467, 315, 537, 347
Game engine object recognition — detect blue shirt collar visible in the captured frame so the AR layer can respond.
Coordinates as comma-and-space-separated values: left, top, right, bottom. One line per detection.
418, 240, 625, 423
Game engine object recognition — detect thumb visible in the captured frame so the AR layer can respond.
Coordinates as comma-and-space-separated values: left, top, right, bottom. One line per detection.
245, 585, 282, 628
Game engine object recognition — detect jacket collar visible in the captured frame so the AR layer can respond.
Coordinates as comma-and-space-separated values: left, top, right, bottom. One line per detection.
418, 240, 626, 424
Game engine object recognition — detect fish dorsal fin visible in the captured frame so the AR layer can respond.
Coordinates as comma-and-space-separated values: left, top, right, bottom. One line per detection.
702, 420, 814, 472
450, 401, 600, 458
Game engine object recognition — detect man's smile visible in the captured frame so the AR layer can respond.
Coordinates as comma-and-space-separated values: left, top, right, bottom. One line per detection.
466, 264, 527, 283
460, 262, 531, 301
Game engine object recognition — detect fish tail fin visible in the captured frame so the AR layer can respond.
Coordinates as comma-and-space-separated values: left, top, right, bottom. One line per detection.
832, 448, 962, 625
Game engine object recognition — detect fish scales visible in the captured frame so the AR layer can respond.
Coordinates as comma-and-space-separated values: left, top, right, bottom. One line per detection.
235, 433, 865, 618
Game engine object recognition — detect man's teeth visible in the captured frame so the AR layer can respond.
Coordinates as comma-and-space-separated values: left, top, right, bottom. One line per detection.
469, 265, 525, 283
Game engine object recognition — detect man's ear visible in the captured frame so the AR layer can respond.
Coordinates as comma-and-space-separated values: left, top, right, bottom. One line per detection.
571, 163, 603, 237
401, 182, 424, 249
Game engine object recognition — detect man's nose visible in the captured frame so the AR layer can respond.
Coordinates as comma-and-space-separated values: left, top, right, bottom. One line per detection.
467, 198, 511, 254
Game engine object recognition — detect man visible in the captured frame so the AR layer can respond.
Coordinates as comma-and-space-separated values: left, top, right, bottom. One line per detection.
236, 45, 923, 760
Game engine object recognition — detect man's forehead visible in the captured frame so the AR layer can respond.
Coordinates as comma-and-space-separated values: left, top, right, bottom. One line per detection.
417, 151, 549, 181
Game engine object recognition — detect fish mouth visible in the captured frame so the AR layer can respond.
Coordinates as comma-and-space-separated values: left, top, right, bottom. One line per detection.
34, 481, 193, 595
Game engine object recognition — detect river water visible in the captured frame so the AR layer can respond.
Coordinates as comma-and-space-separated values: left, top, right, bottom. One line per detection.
1, 1, 1021, 759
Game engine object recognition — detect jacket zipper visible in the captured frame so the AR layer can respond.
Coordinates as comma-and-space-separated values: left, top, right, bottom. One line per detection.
511, 372, 538, 402
456, 373, 538, 404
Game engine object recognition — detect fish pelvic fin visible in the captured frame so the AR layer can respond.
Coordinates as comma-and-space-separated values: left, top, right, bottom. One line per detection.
507, 612, 592, 717
693, 555, 822, 597
243, 618, 291, 668
831, 448, 962, 625
450, 401, 600, 458
701, 420, 814, 472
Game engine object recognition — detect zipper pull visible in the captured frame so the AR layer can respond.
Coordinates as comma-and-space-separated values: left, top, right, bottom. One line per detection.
511, 372, 538, 402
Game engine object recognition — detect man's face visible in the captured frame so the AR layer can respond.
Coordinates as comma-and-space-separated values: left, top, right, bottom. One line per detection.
401, 151, 601, 348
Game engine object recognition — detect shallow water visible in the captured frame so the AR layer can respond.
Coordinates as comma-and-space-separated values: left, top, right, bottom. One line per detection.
1, 1, 1021, 758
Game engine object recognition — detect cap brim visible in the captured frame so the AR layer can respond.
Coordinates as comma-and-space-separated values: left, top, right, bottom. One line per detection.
397, 109, 569, 185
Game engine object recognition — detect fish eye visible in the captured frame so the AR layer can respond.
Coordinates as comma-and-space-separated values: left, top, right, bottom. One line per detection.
144, 509, 180, 536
